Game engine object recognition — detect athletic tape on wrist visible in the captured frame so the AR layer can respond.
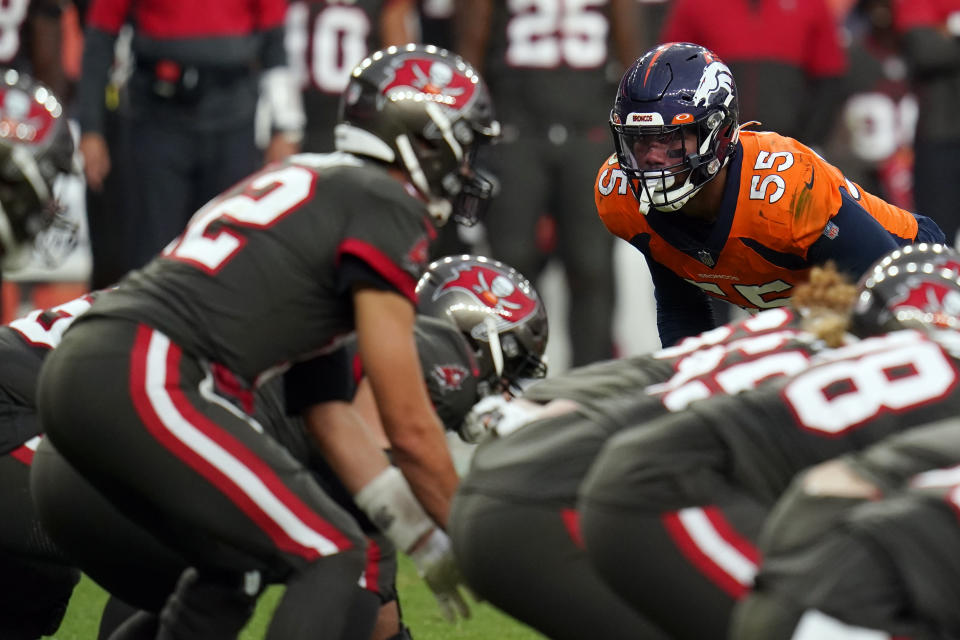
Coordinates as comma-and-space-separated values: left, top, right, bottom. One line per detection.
354, 466, 435, 553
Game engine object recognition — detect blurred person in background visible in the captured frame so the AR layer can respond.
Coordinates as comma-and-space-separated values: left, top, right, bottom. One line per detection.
826, 0, 916, 212
891, 0, 960, 245
637, 0, 672, 52
456, 0, 642, 369
77, 0, 304, 277
660, 0, 849, 148
0, 0, 66, 99
419, 0, 454, 50
283, 0, 416, 155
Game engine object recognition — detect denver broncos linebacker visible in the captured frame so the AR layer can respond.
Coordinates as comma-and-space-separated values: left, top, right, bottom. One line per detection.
596, 42, 944, 347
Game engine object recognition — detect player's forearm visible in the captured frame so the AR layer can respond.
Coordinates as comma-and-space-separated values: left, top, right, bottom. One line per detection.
304, 401, 392, 495
388, 427, 460, 528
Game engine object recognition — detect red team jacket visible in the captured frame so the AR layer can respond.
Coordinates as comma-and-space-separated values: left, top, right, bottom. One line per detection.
596, 130, 921, 311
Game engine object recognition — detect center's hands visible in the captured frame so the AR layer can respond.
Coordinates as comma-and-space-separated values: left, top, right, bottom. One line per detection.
408, 527, 472, 623
353, 465, 473, 622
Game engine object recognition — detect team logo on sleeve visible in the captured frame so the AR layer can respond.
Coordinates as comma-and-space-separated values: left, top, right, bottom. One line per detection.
381, 58, 475, 109
431, 364, 469, 392
432, 264, 538, 331
404, 234, 431, 272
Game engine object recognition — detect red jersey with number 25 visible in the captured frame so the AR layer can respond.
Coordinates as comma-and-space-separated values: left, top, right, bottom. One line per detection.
595, 130, 919, 310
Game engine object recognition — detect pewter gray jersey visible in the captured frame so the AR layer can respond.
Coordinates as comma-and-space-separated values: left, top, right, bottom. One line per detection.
463, 308, 816, 503
587, 329, 960, 510
81, 153, 434, 384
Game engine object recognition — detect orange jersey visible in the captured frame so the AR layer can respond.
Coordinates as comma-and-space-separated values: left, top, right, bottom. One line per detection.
596, 130, 921, 310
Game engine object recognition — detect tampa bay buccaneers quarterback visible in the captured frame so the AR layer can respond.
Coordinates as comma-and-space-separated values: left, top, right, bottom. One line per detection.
33, 44, 501, 639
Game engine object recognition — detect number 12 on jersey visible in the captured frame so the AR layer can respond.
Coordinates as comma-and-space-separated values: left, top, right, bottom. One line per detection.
163, 166, 316, 274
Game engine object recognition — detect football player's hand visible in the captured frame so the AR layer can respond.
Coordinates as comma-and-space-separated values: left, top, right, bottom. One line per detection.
79, 132, 110, 191
408, 528, 472, 622
264, 132, 300, 165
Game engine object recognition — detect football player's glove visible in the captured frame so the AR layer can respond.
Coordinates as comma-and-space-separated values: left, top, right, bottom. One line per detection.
408, 527, 472, 623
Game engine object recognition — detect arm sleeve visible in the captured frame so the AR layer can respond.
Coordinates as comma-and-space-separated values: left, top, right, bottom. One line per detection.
336, 253, 404, 296
283, 346, 358, 415
76, 26, 118, 134
806, 193, 904, 280
649, 258, 717, 348
259, 24, 287, 70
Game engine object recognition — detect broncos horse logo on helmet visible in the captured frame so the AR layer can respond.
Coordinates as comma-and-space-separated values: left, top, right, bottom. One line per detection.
0, 69, 76, 270
335, 44, 501, 227
416, 254, 548, 394
610, 42, 739, 214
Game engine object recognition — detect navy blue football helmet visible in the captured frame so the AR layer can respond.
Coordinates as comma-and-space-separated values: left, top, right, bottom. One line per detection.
610, 42, 739, 214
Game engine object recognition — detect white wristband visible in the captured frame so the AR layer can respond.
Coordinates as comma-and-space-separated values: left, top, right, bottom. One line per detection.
259, 66, 306, 134
354, 466, 435, 553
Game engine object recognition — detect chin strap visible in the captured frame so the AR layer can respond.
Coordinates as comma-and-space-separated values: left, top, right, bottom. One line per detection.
483, 316, 504, 378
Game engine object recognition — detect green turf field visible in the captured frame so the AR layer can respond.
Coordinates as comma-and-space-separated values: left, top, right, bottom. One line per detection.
44, 555, 545, 639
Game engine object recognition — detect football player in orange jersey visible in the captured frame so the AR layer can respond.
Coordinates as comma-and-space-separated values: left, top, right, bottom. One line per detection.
596, 42, 944, 348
